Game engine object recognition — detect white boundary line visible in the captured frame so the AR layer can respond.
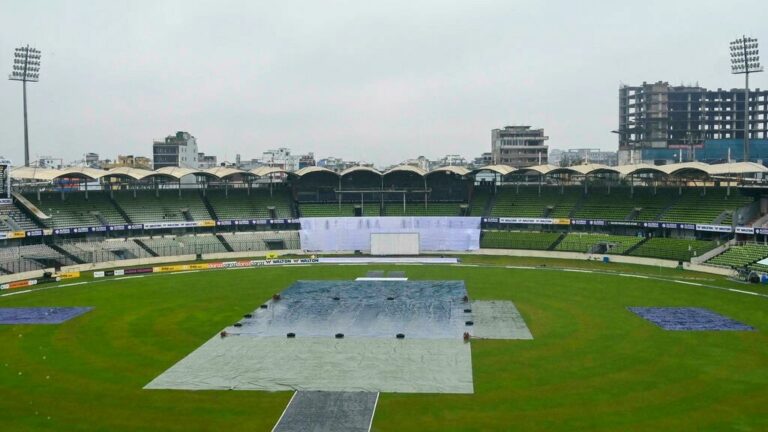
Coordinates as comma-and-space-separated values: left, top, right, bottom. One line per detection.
0, 289, 31, 297
367, 392, 380, 432
270, 391, 298, 432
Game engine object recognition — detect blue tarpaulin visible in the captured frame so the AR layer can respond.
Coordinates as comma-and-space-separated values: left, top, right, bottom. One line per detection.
628, 307, 754, 331
0, 307, 93, 324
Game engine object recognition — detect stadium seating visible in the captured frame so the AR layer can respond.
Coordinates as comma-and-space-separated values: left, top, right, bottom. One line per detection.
555, 232, 642, 254
383, 203, 462, 216
573, 187, 678, 221
469, 189, 491, 216
300, 203, 379, 217
0, 243, 73, 273
220, 231, 300, 252
629, 237, 719, 262
706, 244, 768, 268
490, 187, 581, 218
660, 189, 754, 224
206, 188, 294, 220
0, 203, 38, 230
113, 190, 213, 223
23, 192, 127, 228
481, 231, 561, 250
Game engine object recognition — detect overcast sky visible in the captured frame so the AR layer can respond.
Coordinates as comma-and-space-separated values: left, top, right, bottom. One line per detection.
1, 0, 767, 167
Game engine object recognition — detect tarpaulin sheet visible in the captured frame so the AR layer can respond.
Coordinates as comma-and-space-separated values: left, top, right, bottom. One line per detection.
628, 307, 755, 331
144, 336, 473, 394
230, 280, 471, 339
272, 391, 378, 432
0, 307, 93, 324
470, 301, 533, 340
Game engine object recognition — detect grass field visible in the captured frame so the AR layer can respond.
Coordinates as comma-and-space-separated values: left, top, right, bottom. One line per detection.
1, 257, 767, 431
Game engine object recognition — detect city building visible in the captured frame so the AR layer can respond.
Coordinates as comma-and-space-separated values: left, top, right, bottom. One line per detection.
85, 153, 99, 168
258, 148, 314, 171
550, 148, 618, 167
198, 152, 218, 169
434, 154, 468, 168
472, 152, 493, 168
152, 131, 198, 169
618, 81, 768, 164
491, 126, 549, 167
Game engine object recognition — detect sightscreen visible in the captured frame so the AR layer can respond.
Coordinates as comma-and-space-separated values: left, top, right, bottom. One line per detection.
371, 233, 420, 255
299, 217, 481, 252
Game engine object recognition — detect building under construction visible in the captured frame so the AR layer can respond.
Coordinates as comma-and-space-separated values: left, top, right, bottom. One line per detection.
618, 81, 768, 164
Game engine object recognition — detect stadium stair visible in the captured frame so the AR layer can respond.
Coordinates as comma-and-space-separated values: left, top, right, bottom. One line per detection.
713, 211, 729, 225
484, 193, 496, 217
48, 243, 86, 264
107, 194, 133, 224
201, 193, 219, 220
216, 234, 235, 252
547, 233, 566, 251
133, 239, 159, 257
624, 237, 649, 255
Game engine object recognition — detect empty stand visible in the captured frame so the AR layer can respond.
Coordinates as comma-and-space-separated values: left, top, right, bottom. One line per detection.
629, 237, 719, 262
660, 189, 754, 224
481, 231, 561, 250
300, 203, 379, 217
0, 203, 38, 230
706, 244, 768, 268
23, 192, 126, 228
555, 232, 642, 254
205, 189, 293, 220
113, 190, 213, 223
490, 187, 580, 218
382, 202, 462, 217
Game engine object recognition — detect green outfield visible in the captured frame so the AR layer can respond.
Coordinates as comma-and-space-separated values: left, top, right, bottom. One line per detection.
1, 257, 767, 431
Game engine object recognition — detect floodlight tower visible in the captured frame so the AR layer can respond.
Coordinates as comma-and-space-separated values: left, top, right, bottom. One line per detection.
730, 36, 762, 162
8, 45, 41, 167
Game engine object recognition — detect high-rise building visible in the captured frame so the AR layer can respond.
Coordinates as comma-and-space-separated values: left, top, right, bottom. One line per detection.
618, 81, 768, 164
491, 126, 549, 167
152, 131, 199, 169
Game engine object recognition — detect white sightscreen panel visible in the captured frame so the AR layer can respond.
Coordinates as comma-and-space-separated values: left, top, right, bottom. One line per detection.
371, 233, 420, 255
299, 217, 481, 252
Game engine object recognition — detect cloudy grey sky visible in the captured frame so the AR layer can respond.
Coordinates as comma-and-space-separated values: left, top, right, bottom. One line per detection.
1, 0, 767, 166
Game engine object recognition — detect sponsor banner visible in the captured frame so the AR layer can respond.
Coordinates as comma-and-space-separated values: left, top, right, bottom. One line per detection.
499, 217, 554, 225
589, 220, 607, 226
197, 220, 216, 228
94, 271, 105, 278
266, 252, 279, 259
570, 219, 588, 225
25, 229, 44, 237
142, 221, 200, 230
152, 263, 214, 273
482, 217, 499, 223
755, 228, 768, 235
58, 271, 81, 280
125, 267, 153, 275
609, 221, 642, 227
0, 198, 11, 205
643, 222, 660, 228
553, 218, 571, 225
735, 226, 755, 235
6, 231, 26, 239
108, 224, 145, 231
696, 224, 734, 233
0, 279, 38, 290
